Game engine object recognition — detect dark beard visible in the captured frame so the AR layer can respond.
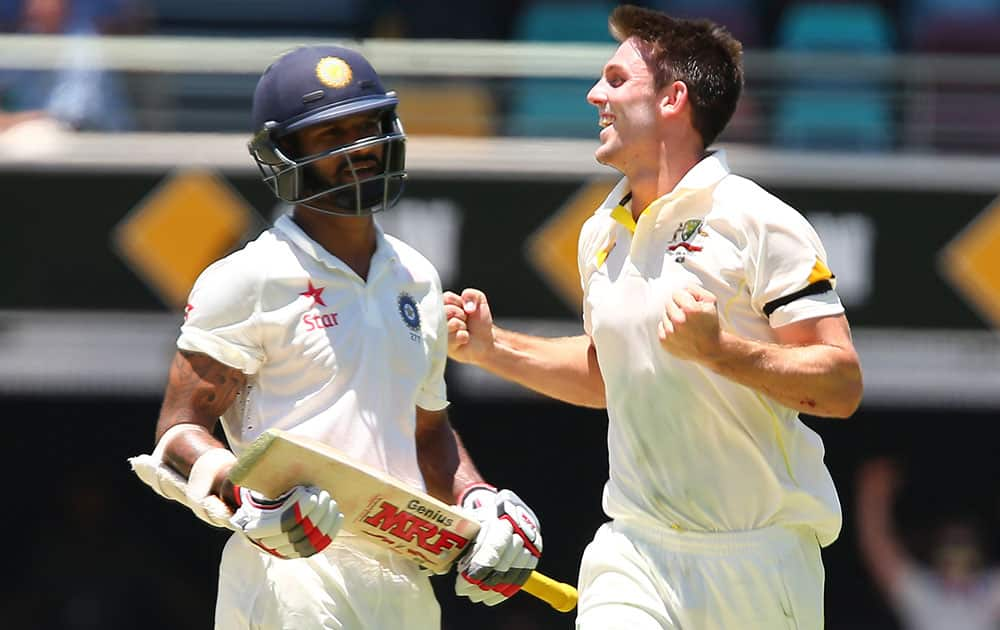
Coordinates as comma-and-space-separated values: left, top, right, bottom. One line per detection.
330, 178, 387, 212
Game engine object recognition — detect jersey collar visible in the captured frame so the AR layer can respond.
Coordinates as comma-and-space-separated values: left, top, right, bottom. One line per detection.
601, 150, 731, 235
273, 213, 395, 279
672, 149, 730, 192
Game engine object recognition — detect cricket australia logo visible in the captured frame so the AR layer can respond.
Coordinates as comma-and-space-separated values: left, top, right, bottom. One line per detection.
397, 292, 422, 341
667, 218, 708, 263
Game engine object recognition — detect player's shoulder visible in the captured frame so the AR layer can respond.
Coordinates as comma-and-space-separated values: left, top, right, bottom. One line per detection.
713, 173, 812, 232
194, 227, 284, 290
381, 232, 441, 283
715, 174, 792, 215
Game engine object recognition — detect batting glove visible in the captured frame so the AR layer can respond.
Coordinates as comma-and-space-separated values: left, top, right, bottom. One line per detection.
455, 484, 543, 605
229, 485, 343, 559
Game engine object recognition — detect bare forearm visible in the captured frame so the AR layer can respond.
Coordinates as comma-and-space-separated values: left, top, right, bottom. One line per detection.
705, 332, 863, 417
154, 351, 245, 508
415, 410, 484, 504
480, 329, 606, 408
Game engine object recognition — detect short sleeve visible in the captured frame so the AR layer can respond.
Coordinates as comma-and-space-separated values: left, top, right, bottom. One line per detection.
177, 254, 265, 374
745, 206, 845, 328
416, 273, 449, 412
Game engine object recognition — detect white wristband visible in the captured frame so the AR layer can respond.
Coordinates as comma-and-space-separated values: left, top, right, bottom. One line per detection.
152, 423, 210, 461
130, 423, 239, 531
187, 448, 237, 504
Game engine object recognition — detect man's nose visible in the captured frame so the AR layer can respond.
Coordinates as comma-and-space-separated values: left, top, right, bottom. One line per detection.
587, 81, 606, 108
345, 146, 380, 169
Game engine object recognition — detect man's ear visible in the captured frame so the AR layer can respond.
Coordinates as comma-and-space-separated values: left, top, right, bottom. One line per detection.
660, 80, 689, 119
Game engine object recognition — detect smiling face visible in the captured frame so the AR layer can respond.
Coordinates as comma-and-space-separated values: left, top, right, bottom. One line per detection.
586, 38, 663, 173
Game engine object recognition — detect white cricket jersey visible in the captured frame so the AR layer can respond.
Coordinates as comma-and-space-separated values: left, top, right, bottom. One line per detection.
578, 151, 845, 546
178, 214, 449, 493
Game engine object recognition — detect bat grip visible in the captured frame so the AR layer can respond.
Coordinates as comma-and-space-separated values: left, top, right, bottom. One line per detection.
521, 570, 579, 613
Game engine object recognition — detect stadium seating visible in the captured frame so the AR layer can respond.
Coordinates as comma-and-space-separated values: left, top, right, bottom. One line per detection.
505, 1, 615, 138
901, 0, 1000, 151
146, 0, 376, 37
905, 0, 1000, 52
772, 2, 895, 151
400, 2, 517, 40
645, 0, 764, 48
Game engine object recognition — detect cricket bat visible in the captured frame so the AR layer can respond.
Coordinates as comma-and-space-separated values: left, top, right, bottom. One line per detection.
228, 428, 578, 613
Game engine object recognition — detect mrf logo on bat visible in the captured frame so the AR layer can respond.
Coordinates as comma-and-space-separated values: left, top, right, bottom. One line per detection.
359, 496, 472, 559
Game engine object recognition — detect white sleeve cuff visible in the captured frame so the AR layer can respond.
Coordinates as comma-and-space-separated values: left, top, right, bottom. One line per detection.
178, 326, 264, 374
768, 292, 845, 328
187, 448, 237, 504
416, 389, 450, 412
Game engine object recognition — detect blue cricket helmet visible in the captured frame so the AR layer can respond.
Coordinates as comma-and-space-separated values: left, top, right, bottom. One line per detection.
248, 45, 406, 216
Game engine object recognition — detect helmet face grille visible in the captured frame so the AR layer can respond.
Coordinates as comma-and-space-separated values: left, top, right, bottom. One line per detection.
249, 114, 407, 217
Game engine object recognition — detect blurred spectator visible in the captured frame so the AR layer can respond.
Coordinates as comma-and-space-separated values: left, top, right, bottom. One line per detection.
0, 0, 149, 132
856, 457, 1000, 630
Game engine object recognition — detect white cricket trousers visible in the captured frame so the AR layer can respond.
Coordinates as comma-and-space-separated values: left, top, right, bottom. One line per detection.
215, 533, 440, 630
576, 520, 825, 630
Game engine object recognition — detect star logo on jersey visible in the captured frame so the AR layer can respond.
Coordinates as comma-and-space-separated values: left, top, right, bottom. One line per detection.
667, 218, 708, 263
398, 292, 422, 340
300, 281, 326, 307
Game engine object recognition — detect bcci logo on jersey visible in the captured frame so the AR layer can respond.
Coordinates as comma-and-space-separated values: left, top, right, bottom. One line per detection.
667, 218, 708, 263
397, 293, 421, 341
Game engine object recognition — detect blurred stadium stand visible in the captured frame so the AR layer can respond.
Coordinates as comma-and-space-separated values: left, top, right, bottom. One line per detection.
902, 0, 1000, 151
648, 0, 764, 46
504, 1, 615, 138
145, 0, 379, 37
2, 1, 997, 151
772, 2, 895, 151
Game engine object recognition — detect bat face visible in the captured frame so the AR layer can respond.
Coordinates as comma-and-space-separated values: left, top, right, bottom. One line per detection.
356, 495, 476, 568
228, 429, 480, 572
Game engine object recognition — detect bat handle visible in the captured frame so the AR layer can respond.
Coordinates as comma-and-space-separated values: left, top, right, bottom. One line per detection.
521, 570, 579, 613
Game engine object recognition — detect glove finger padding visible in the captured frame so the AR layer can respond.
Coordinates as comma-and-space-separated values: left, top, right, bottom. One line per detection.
455, 487, 542, 606
238, 486, 323, 538
496, 489, 542, 554
230, 485, 343, 559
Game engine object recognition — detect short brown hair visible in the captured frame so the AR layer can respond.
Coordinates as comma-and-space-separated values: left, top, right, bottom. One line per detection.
609, 4, 743, 147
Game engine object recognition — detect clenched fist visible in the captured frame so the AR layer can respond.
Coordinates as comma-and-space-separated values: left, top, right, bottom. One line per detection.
443, 288, 496, 365
657, 285, 724, 364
